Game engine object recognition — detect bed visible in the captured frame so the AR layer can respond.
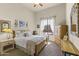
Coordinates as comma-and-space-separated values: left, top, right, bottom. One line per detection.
14, 33, 47, 56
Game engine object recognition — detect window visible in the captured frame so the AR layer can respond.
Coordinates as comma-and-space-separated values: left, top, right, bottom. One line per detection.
40, 17, 55, 34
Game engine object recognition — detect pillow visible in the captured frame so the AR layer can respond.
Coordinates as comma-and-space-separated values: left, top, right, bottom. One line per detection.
23, 33, 29, 37
15, 31, 32, 37
27, 31, 32, 36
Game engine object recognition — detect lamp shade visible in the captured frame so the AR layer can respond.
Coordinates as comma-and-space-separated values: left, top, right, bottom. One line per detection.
43, 25, 52, 33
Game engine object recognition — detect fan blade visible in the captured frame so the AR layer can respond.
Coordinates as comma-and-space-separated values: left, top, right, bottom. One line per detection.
39, 3, 43, 7
33, 4, 36, 7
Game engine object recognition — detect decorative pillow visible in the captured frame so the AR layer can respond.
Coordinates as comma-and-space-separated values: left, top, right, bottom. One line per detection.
27, 31, 32, 36
23, 33, 29, 37
15, 31, 32, 37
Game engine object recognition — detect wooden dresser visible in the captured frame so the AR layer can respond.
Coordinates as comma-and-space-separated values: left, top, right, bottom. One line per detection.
61, 40, 79, 56
0, 39, 15, 55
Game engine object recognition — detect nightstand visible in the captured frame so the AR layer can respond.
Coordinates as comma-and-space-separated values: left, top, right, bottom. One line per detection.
0, 39, 15, 55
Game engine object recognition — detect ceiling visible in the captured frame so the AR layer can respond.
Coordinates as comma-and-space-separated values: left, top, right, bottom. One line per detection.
23, 3, 61, 12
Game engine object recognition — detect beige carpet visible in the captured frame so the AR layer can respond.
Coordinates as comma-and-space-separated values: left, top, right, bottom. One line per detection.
39, 42, 63, 56
1, 42, 63, 56
1, 48, 27, 56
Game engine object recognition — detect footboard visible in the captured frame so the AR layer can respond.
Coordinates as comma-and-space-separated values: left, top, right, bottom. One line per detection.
35, 40, 47, 55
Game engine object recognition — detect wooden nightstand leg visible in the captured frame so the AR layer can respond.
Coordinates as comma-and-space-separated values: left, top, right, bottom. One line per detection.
0, 45, 4, 55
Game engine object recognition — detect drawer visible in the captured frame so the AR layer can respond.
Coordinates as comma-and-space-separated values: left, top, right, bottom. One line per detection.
1, 40, 15, 46
1, 42, 9, 46
8, 40, 15, 44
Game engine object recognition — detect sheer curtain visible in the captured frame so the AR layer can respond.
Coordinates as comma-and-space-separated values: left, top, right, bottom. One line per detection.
40, 17, 55, 34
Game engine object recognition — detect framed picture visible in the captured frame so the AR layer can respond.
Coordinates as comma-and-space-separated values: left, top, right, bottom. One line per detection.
1, 21, 11, 32
2, 23, 9, 29
19, 20, 26, 27
18, 19, 28, 29
14, 19, 28, 30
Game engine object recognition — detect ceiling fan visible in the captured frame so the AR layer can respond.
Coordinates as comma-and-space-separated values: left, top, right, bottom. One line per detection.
33, 3, 43, 8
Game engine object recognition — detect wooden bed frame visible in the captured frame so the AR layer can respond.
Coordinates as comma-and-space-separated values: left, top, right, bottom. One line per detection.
13, 30, 47, 56
34, 39, 47, 55
15, 38, 47, 56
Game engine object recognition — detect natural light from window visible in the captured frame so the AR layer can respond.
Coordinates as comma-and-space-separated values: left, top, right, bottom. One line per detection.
40, 17, 55, 34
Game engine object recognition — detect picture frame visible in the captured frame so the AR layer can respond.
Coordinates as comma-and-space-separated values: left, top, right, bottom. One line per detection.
19, 20, 26, 28
1, 22, 10, 31
18, 19, 28, 29
14, 19, 28, 30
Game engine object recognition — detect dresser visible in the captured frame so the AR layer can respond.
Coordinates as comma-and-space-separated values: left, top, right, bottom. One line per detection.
0, 39, 15, 55
61, 40, 79, 56
55, 25, 68, 39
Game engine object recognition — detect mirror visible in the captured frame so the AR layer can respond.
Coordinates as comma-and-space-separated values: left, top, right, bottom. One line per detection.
1, 20, 11, 32
71, 3, 79, 36
1, 22, 9, 29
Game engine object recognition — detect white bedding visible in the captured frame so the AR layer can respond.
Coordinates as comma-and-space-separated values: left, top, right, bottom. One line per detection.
15, 35, 46, 48
15, 37, 30, 48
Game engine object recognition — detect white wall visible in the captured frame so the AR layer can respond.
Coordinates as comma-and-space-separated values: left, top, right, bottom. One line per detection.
0, 3, 66, 35
35, 3, 66, 26
66, 3, 79, 50
0, 4, 35, 32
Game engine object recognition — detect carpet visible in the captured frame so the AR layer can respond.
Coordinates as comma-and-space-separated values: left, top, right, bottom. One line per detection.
39, 42, 63, 56
1, 48, 28, 56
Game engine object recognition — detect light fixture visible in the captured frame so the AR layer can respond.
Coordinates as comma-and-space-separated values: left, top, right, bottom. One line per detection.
33, 3, 43, 8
